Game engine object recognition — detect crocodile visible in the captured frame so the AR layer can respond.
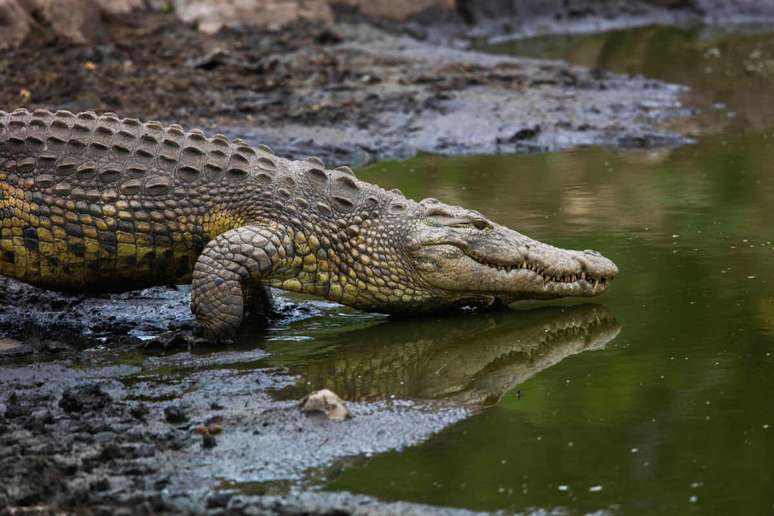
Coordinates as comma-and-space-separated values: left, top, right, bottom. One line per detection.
0, 108, 618, 340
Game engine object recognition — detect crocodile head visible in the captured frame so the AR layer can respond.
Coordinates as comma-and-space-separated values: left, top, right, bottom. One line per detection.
380, 197, 619, 312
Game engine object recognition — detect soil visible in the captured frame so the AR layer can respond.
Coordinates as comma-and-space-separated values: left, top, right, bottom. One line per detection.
0, 11, 691, 166
0, 343, 472, 515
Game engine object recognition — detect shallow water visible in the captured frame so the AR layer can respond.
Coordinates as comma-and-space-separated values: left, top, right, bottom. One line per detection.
305, 130, 773, 514
261, 25, 774, 513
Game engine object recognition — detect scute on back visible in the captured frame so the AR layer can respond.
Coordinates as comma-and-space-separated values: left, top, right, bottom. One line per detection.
0, 108, 280, 198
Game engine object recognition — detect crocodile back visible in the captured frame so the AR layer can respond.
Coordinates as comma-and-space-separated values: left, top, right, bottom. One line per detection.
0, 109, 264, 290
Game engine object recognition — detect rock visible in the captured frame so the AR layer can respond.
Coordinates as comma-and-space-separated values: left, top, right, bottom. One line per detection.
20, 0, 102, 43
300, 389, 351, 421
0, 0, 143, 49
59, 384, 112, 414
172, 0, 334, 34
171, 0, 454, 34
332, 0, 454, 20
94, 0, 144, 14
186, 48, 230, 70
0, 0, 32, 50
164, 405, 189, 424
0, 337, 23, 353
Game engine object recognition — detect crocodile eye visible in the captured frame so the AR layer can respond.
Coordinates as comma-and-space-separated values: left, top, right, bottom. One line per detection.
472, 219, 491, 231
449, 219, 492, 231
425, 211, 493, 231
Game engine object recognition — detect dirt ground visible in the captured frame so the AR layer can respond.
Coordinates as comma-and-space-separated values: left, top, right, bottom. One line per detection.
0, 344, 472, 515
1, 11, 690, 166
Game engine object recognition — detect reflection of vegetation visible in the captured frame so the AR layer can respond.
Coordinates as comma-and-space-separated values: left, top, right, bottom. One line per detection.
484, 25, 774, 133
359, 130, 773, 246
758, 297, 774, 337
273, 305, 619, 406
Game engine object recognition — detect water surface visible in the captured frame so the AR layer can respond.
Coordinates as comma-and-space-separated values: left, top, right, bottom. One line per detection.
273, 25, 774, 514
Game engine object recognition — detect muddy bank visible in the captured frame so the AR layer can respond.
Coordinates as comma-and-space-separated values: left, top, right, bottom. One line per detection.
0, 304, 620, 514
0, 11, 691, 166
218, 22, 691, 165
0, 279, 194, 354
0, 346, 468, 514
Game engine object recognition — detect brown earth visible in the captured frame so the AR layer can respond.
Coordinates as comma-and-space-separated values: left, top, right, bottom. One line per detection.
0, 10, 691, 167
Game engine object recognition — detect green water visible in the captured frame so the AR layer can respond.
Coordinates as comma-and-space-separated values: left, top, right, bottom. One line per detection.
264, 25, 774, 514
309, 132, 774, 514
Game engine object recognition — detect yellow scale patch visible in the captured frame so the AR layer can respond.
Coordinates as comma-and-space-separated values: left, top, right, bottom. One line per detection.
0, 180, 46, 282
202, 210, 245, 241
0, 178, 242, 289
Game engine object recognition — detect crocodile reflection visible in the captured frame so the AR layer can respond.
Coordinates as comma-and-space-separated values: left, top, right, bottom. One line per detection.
280, 304, 620, 406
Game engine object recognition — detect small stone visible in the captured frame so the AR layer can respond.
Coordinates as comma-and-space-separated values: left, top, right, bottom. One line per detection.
129, 403, 150, 421
0, 337, 22, 352
59, 384, 111, 414
300, 389, 351, 422
164, 406, 188, 424
201, 433, 217, 449
206, 493, 231, 508
0, 338, 29, 358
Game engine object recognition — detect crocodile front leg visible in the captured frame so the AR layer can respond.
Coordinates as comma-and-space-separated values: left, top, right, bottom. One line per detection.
191, 224, 289, 340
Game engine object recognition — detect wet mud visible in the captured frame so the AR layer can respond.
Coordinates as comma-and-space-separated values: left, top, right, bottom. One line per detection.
0, 302, 619, 514
0, 12, 691, 167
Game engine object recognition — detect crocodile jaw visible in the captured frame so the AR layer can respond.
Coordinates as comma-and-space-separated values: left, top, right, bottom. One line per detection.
409, 226, 618, 307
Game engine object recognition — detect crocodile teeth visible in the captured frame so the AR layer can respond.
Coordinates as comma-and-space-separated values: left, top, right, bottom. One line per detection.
475, 257, 597, 286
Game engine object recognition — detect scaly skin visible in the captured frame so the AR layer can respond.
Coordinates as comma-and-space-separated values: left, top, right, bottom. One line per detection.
0, 108, 619, 340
